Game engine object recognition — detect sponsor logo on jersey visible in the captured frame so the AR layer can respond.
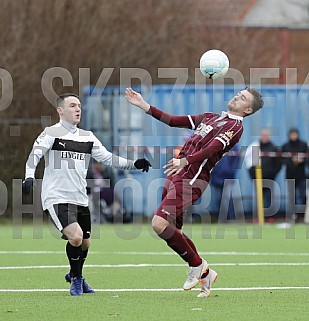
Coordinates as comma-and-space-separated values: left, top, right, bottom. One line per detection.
194, 123, 213, 138
224, 130, 234, 139
218, 130, 234, 145
52, 138, 93, 154
216, 121, 228, 127
61, 151, 86, 160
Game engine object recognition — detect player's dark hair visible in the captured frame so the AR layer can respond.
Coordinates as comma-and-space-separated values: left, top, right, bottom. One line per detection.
288, 128, 299, 135
56, 93, 80, 107
245, 87, 264, 115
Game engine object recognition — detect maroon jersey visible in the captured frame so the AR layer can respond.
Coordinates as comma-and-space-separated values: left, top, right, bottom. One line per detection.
148, 106, 243, 184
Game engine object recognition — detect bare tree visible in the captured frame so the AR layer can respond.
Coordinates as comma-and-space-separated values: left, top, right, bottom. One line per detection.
0, 0, 291, 216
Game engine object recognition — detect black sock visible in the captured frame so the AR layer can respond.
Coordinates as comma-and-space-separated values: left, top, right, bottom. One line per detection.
66, 242, 82, 278
80, 249, 88, 274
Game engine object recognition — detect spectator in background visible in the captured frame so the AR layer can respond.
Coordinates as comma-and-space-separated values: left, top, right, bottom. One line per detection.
210, 144, 241, 222
304, 170, 309, 224
305, 197, 309, 224
87, 161, 108, 224
244, 128, 281, 217
281, 128, 308, 222
87, 161, 125, 223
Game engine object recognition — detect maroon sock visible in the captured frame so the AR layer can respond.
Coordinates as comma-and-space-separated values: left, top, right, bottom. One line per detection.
183, 233, 198, 254
183, 232, 208, 276
201, 269, 209, 279
158, 225, 202, 267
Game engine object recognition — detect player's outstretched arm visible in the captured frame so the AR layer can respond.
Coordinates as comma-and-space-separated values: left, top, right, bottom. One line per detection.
91, 134, 152, 171
125, 87, 150, 112
126, 87, 194, 129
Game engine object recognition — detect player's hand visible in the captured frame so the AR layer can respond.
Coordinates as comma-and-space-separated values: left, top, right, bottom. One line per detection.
125, 87, 150, 112
22, 178, 35, 195
134, 158, 152, 172
163, 158, 188, 176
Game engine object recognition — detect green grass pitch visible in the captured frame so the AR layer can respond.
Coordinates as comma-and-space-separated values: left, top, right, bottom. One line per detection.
1, 223, 309, 321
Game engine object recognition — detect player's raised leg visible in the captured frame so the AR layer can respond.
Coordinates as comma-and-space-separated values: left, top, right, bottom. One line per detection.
152, 215, 208, 290
182, 232, 219, 295
152, 177, 209, 290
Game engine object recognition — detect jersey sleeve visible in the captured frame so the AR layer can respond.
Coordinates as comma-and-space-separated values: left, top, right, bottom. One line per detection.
25, 130, 55, 179
186, 139, 223, 164
214, 122, 243, 149
147, 106, 210, 130
90, 133, 135, 169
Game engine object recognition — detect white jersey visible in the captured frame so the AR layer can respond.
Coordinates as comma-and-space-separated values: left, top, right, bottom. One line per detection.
25, 120, 135, 210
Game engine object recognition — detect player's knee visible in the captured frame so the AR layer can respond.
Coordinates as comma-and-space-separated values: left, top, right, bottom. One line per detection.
69, 237, 82, 247
152, 215, 168, 235
68, 231, 83, 247
62, 223, 84, 247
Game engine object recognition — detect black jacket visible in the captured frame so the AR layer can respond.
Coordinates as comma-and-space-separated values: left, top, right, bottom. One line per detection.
249, 141, 281, 180
281, 139, 308, 182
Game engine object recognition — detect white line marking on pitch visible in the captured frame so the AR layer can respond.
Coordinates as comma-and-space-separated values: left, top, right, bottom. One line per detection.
1, 262, 309, 270
0, 286, 308, 293
0, 251, 100, 254
2, 251, 309, 257
112, 251, 309, 256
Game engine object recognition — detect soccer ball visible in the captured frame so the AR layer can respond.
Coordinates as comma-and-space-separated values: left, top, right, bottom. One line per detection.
199, 49, 229, 79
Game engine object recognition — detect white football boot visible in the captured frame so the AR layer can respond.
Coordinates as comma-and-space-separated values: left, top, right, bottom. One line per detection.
183, 259, 208, 290
197, 268, 218, 298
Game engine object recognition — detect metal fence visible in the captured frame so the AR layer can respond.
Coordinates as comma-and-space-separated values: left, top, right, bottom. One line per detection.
82, 85, 309, 217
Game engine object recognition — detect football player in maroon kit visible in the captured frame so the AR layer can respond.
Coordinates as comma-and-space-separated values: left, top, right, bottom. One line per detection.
125, 87, 264, 297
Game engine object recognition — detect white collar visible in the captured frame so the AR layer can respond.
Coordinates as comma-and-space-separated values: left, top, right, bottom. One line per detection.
60, 120, 78, 133
218, 111, 243, 121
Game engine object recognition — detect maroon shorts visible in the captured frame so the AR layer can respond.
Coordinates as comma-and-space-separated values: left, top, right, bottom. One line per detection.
155, 175, 208, 229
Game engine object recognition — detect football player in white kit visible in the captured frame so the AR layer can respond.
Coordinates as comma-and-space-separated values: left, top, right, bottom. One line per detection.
22, 93, 151, 296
